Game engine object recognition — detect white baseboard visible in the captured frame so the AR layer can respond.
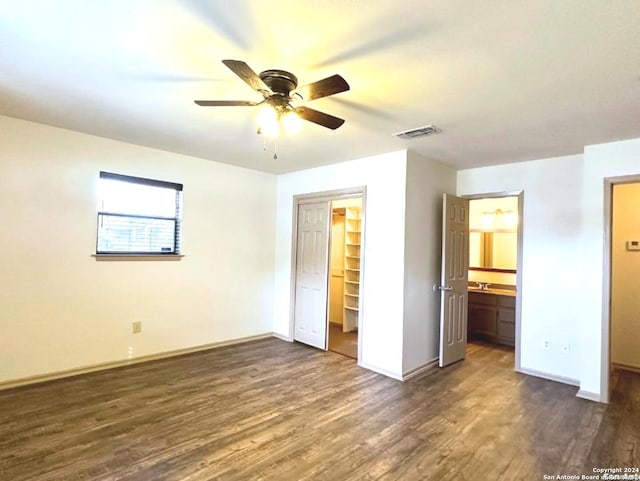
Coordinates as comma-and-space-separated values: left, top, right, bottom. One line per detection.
517, 367, 580, 387
402, 357, 439, 380
359, 361, 403, 381
0, 333, 277, 391
576, 389, 604, 403
272, 332, 293, 342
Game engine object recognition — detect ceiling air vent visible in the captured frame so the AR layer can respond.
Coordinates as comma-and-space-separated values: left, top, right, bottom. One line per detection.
392, 124, 442, 139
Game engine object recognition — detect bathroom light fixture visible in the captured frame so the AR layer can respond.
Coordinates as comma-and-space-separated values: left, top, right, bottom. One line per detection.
479, 209, 518, 230
502, 210, 518, 229
480, 211, 494, 229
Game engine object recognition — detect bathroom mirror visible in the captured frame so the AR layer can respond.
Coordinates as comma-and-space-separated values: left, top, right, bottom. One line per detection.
469, 231, 517, 272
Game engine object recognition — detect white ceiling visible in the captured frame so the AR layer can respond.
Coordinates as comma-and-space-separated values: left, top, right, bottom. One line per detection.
1, 0, 638, 174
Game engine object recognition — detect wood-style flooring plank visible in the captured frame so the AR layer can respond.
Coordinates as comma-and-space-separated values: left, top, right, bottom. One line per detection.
0, 338, 635, 480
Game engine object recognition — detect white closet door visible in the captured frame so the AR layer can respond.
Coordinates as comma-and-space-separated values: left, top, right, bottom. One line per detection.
294, 201, 330, 349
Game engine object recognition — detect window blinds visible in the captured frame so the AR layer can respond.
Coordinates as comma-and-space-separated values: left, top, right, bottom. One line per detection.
96, 172, 183, 254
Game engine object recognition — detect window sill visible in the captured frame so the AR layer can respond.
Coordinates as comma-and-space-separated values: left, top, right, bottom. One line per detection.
92, 254, 184, 262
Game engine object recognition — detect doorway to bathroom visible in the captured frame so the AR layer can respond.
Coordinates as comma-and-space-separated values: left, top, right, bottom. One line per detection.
464, 191, 524, 370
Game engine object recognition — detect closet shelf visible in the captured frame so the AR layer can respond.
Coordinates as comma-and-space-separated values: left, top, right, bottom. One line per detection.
342, 204, 362, 331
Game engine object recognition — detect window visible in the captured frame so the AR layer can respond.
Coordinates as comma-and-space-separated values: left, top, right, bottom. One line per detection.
96, 172, 183, 255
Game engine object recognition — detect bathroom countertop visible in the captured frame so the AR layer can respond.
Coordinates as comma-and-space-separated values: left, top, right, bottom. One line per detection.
468, 287, 516, 297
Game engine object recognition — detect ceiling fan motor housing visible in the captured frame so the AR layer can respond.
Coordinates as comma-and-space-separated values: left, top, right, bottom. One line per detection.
259, 69, 298, 96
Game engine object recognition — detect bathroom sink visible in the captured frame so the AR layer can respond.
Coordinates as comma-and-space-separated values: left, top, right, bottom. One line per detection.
468, 286, 516, 297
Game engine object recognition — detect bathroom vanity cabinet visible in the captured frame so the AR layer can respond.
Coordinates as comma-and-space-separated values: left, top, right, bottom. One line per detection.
468, 290, 515, 346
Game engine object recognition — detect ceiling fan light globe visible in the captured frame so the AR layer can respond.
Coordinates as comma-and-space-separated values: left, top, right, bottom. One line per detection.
256, 104, 278, 126
283, 111, 303, 134
256, 105, 279, 137
261, 121, 279, 137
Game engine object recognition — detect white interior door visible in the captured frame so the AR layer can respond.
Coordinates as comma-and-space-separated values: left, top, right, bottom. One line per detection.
294, 201, 330, 349
438, 194, 469, 367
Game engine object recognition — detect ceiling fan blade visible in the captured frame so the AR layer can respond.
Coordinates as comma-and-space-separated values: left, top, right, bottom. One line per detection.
222, 59, 272, 94
296, 106, 345, 130
295, 74, 350, 101
195, 100, 258, 106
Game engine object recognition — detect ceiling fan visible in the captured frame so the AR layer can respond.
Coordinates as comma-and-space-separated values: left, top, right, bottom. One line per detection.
194, 60, 350, 134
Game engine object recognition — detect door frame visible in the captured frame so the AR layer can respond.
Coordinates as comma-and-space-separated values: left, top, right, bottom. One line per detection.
289, 187, 367, 361
602, 174, 640, 403
462, 190, 524, 372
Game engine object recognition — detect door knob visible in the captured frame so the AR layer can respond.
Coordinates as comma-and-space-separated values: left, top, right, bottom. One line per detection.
433, 284, 453, 292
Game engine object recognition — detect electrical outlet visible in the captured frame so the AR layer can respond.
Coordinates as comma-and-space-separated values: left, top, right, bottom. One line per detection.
543, 340, 551, 350
562, 343, 570, 353
127, 346, 134, 359
132, 321, 142, 334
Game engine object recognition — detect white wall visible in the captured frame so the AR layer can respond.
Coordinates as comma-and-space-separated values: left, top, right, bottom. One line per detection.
458, 138, 640, 401
8, 109, 637, 396
274, 151, 408, 378
581, 138, 640, 399
458, 154, 584, 383
0, 115, 277, 383
611, 183, 640, 369
402, 152, 456, 374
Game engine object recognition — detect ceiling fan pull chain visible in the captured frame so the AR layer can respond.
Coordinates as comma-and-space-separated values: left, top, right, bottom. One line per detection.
263, 135, 267, 152
273, 140, 278, 160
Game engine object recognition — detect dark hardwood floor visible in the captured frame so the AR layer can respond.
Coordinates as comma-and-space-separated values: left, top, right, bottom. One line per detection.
0, 338, 635, 480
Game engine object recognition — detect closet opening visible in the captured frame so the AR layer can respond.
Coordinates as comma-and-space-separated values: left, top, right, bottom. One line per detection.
291, 188, 365, 361
327, 199, 362, 359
